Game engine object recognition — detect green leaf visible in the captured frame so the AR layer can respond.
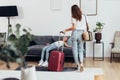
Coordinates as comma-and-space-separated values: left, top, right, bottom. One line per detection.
0, 23, 34, 68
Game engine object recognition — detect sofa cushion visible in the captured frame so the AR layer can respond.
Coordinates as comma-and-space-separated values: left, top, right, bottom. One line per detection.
52, 36, 64, 42
33, 36, 53, 45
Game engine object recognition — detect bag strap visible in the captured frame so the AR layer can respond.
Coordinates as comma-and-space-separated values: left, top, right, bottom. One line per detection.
84, 14, 89, 31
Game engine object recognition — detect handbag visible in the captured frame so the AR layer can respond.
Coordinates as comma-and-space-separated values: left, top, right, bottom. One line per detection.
82, 15, 93, 41
82, 31, 93, 41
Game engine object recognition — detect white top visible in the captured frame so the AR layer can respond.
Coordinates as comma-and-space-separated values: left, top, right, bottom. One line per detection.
54, 41, 64, 47
71, 14, 88, 31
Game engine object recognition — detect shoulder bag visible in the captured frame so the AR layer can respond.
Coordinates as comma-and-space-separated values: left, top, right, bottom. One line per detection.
82, 15, 93, 41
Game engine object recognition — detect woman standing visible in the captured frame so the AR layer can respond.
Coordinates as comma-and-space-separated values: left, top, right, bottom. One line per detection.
61, 5, 89, 72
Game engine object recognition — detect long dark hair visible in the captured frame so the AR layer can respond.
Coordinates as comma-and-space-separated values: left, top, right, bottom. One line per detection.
71, 5, 82, 21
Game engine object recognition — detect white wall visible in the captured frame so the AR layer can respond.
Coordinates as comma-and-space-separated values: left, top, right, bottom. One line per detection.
0, 0, 120, 57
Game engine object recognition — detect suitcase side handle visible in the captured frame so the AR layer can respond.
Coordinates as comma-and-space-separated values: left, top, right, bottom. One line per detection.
60, 59, 64, 66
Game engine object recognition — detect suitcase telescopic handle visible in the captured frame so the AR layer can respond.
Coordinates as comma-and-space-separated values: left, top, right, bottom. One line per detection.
57, 32, 66, 52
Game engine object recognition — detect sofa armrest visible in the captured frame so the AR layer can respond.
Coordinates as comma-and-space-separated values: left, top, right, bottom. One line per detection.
110, 42, 114, 48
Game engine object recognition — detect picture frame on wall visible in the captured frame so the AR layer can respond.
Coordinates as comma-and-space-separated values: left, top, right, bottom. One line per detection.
80, 0, 97, 16
51, 0, 62, 10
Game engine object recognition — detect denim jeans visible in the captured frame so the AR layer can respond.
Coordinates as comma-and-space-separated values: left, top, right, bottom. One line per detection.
71, 30, 84, 65
41, 43, 57, 61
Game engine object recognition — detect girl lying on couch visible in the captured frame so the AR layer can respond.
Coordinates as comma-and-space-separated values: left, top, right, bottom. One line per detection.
38, 36, 71, 67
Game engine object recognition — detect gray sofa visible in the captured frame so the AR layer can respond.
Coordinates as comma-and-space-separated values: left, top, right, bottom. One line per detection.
26, 35, 86, 61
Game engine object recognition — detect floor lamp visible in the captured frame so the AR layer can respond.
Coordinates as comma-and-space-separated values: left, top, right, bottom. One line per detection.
0, 6, 18, 38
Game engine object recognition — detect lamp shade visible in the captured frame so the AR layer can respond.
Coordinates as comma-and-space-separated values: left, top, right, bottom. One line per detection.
0, 6, 18, 17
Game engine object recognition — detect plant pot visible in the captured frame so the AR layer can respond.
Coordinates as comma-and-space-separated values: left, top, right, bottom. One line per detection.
21, 66, 37, 80
95, 33, 102, 43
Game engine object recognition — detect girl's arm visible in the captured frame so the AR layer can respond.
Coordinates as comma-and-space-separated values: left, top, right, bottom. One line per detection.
64, 42, 71, 48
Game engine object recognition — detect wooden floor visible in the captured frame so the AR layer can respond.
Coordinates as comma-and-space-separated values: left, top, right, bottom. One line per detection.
0, 57, 120, 80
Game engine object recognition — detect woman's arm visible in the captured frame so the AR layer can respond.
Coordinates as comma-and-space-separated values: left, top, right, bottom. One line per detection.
63, 23, 75, 33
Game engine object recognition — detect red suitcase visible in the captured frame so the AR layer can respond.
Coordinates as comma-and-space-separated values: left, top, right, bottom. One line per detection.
48, 50, 64, 71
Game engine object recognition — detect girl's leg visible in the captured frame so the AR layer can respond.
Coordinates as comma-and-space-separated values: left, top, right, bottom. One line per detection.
45, 43, 57, 61
42, 43, 57, 67
41, 45, 49, 60
38, 45, 49, 66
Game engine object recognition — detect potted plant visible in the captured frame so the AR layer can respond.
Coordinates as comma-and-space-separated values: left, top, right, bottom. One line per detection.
93, 22, 105, 43
0, 23, 37, 80
0, 32, 6, 46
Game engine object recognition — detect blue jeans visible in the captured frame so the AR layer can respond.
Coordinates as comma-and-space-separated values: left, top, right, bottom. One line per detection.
41, 43, 57, 61
71, 30, 84, 65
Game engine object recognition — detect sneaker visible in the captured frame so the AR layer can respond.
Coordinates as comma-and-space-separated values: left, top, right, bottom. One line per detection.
42, 61, 48, 67
38, 60, 44, 66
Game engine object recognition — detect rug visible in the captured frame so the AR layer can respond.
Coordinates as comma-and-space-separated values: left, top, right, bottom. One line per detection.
3, 67, 103, 80
16, 66, 77, 71
35, 67, 104, 80
2, 77, 19, 80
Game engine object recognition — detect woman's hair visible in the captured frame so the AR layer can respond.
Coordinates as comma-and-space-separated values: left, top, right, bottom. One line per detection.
71, 5, 82, 21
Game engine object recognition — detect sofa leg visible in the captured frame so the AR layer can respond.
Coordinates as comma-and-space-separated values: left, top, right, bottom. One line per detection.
110, 53, 113, 63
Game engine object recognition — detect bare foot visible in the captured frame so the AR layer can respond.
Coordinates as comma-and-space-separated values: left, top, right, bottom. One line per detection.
80, 65, 84, 72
